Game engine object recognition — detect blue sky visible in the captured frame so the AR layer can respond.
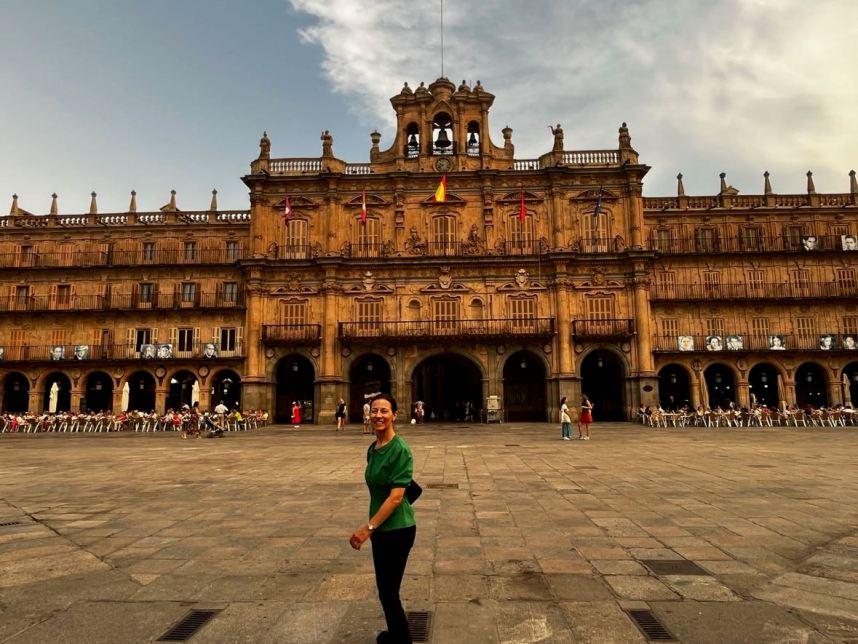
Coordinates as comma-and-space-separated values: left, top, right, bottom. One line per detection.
2, 0, 856, 213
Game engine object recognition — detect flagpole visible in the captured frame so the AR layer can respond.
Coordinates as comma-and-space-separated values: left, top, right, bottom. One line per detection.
440, 0, 444, 78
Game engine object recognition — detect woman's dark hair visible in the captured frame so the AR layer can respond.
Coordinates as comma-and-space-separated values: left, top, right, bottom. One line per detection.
370, 393, 398, 413
560, 396, 567, 404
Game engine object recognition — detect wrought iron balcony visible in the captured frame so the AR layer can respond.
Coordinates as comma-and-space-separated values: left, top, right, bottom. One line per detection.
572, 318, 635, 339
0, 343, 245, 362
650, 282, 855, 302
261, 324, 323, 345
0, 292, 245, 313
0, 247, 248, 269
338, 318, 555, 344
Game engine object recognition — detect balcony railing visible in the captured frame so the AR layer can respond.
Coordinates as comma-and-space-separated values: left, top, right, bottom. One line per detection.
0, 292, 245, 313
647, 234, 847, 255
572, 318, 635, 338
0, 343, 245, 362
652, 334, 852, 353
338, 318, 555, 344
261, 324, 322, 345
0, 247, 248, 269
650, 282, 855, 301
643, 193, 855, 211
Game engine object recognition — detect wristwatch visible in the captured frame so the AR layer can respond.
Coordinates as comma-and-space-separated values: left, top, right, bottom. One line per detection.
367, 522, 376, 532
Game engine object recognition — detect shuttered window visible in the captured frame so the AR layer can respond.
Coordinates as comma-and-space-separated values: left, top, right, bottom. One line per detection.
432, 298, 459, 331
661, 318, 679, 337
356, 217, 381, 256
431, 215, 457, 255
752, 317, 769, 337
705, 318, 725, 336
837, 268, 856, 291
509, 214, 534, 250
586, 296, 614, 320
284, 219, 309, 257
279, 299, 308, 325
795, 316, 815, 339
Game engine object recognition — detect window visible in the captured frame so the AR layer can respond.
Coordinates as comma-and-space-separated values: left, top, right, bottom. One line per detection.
432, 298, 459, 332
656, 271, 676, 296
284, 219, 308, 258
837, 269, 856, 291
226, 240, 240, 260
178, 328, 194, 352
795, 316, 815, 339
791, 269, 810, 291
356, 298, 382, 333
583, 214, 608, 248
586, 295, 614, 320
183, 241, 197, 261
695, 228, 719, 252
55, 285, 71, 307
404, 122, 420, 158
466, 121, 480, 157
19, 245, 35, 267
139, 283, 154, 304
356, 218, 381, 256
509, 296, 536, 331
661, 318, 679, 337
135, 328, 152, 351
180, 282, 197, 303
843, 316, 858, 335
741, 227, 763, 251
752, 317, 769, 338
14, 285, 30, 306
220, 327, 237, 351
703, 271, 722, 296
431, 215, 457, 255
653, 228, 672, 251
51, 329, 68, 348
747, 270, 765, 293
142, 242, 156, 262
705, 318, 725, 336
279, 299, 308, 325
468, 298, 483, 320
508, 214, 534, 253
222, 282, 238, 303
783, 225, 803, 250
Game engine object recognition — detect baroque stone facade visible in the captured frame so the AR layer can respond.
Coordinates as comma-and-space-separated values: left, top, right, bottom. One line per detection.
2, 77, 857, 422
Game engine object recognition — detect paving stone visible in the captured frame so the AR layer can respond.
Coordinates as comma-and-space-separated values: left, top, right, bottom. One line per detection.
603, 575, 680, 600
590, 559, 649, 575
558, 601, 645, 643
544, 574, 613, 600
661, 574, 741, 601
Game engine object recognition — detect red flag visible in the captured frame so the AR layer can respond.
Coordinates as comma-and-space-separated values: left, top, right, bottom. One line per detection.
518, 190, 526, 222
434, 176, 446, 203
360, 189, 367, 225
282, 194, 292, 222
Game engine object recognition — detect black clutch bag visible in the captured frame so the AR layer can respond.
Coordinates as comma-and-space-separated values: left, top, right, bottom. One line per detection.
405, 479, 422, 504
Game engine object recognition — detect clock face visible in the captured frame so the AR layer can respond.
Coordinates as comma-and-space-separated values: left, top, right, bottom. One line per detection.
434, 157, 453, 173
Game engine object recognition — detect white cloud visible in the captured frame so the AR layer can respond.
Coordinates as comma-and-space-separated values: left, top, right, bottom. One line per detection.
291, 0, 858, 195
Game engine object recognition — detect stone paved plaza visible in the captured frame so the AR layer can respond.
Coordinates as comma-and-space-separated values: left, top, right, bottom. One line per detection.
2, 423, 858, 643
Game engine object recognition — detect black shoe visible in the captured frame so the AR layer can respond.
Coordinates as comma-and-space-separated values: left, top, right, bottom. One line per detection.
376, 631, 392, 644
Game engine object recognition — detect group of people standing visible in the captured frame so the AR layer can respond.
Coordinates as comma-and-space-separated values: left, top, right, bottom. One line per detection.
559, 395, 594, 440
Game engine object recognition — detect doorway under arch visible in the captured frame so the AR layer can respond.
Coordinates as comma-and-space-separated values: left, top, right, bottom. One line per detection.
275, 355, 315, 423
167, 370, 197, 411
127, 371, 156, 412
657, 364, 691, 410
503, 350, 547, 421
843, 362, 858, 407
704, 364, 735, 409
42, 372, 72, 413
349, 354, 391, 423
412, 353, 482, 422
580, 350, 626, 421
748, 363, 780, 408
795, 362, 828, 407
84, 372, 114, 412
3, 373, 30, 412
211, 370, 242, 410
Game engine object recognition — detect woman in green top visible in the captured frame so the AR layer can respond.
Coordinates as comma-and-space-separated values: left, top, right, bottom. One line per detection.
349, 393, 416, 644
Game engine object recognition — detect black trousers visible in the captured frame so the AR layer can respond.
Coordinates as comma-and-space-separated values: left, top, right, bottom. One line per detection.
370, 525, 416, 643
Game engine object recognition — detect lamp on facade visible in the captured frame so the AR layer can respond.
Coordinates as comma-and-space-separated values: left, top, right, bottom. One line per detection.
715, 373, 722, 384
292, 362, 298, 372
670, 373, 677, 384
520, 358, 527, 369
597, 357, 603, 368
367, 361, 373, 372
806, 372, 813, 383
761, 372, 768, 384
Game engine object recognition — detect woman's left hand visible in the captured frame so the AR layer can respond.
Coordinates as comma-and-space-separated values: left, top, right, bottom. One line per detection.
349, 526, 371, 550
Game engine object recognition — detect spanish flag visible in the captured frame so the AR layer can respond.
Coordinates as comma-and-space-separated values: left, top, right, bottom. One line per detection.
434, 175, 446, 203
360, 189, 367, 225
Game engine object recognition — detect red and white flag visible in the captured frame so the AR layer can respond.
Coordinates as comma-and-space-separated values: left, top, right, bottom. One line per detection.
360, 189, 367, 225
518, 190, 526, 222
282, 194, 292, 222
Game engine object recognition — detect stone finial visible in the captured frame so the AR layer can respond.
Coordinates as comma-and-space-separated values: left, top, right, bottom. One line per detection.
210, 189, 218, 211
89, 191, 98, 215
719, 172, 727, 194
10, 194, 19, 215
370, 130, 381, 150
850, 170, 857, 194
258, 131, 271, 160
676, 173, 685, 197
50, 193, 58, 215
168, 189, 177, 211
806, 170, 816, 194
502, 125, 514, 154
129, 190, 137, 213
764, 171, 773, 195
618, 122, 631, 149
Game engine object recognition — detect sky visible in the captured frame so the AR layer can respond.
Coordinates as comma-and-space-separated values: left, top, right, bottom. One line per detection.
1, 0, 856, 214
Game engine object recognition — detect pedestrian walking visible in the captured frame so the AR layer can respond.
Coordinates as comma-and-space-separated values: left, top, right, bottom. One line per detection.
560, 396, 572, 440
580, 395, 593, 440
335, 398, 347, 431
291, 401, 302, 428
349, 394, 416, 644
363, 400, 372, 435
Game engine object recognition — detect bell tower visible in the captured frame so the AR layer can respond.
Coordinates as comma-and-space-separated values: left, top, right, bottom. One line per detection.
369, 77, 515, 173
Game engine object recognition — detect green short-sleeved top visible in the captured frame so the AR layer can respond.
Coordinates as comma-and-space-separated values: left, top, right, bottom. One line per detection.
365, 434, 416, 532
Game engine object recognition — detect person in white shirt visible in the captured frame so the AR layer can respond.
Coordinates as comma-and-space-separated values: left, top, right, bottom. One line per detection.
560, 396, 572, 440
214, 401, 228, 428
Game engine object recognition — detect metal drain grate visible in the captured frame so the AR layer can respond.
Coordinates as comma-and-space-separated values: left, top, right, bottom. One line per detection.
158, 610, 219, 641
627, 609, 674, 641
0, 521, 23, 527
505, 443, 521, 447
426, 483, 459, 489
406, 610, 433, 642
641, 559, 710, 576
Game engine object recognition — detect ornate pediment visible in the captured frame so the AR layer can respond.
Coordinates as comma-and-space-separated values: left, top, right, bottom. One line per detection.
419, 265, 471, 293
270, 275, 317, 295
275, 195, 318, 209
497, 268, 547, 291
570, 188, 621, 201
498, 191, 543, 204
344, 193, 391, 207
420, 193, 466, 207
344, 271, 394, 294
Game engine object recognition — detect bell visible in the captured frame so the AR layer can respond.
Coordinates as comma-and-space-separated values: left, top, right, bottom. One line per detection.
435, 128, 452, 149
407, 133, 418, 149
468, 132, 478, 146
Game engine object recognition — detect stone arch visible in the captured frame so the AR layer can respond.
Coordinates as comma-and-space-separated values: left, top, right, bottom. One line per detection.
2, 372, 30, 412
657, 363, 692, 410
579, 347, 627, 421
411, 351, 484, 422
274, 354, 316, 423
703, 363, 737, 409
502, 349, 548, 421
211, 369, 242, 410
795, 361, 829, 407
166, 369, 197, 412
748, 362, 783, 409
347, 353, 392, 423
42, 372, 72, 413
842, 362, 858, 407
125, 370, 156, 412
84, 371, 114, 412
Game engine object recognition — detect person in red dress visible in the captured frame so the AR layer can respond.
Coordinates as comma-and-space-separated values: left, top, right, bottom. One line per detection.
580, 395, 593, 440
291, 401, 302, 428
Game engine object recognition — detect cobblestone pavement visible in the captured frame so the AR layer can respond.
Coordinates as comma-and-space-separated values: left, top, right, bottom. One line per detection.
2, 423, 858, 643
